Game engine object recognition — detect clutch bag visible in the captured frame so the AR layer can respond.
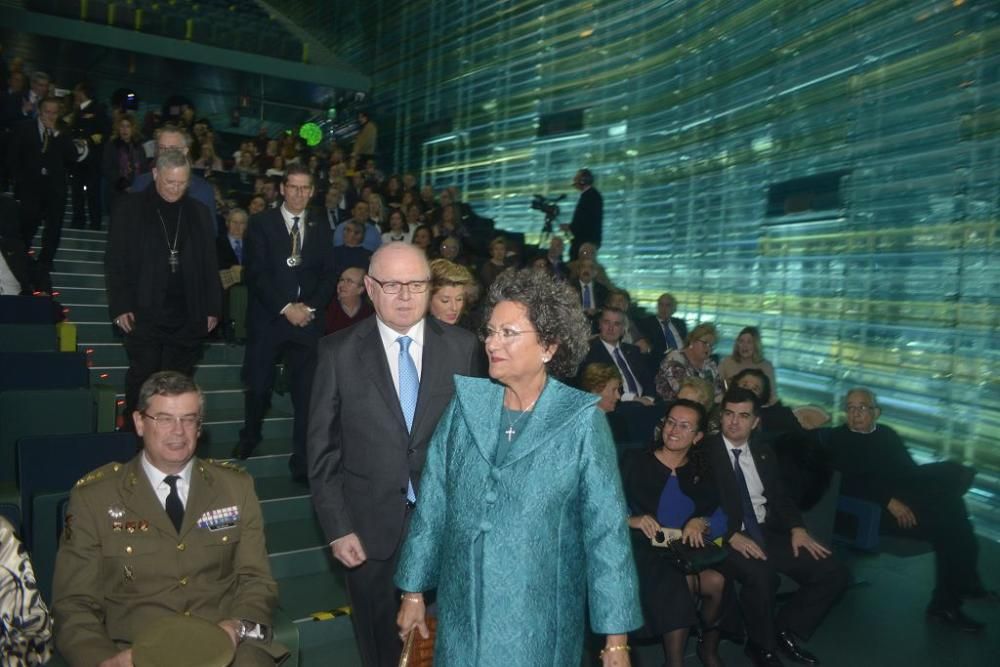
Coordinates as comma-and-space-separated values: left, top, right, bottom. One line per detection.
661, 539, 728, 575
398, 616, 437, 667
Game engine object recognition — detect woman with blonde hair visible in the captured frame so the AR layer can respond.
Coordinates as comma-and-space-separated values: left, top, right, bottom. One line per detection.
718, 326, 778, 402
429, 258, 474, 326
580, 362, 623, 413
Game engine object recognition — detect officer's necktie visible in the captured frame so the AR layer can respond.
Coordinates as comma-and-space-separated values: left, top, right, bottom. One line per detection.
397, 336, 418, 504
662, 320, 679, 350
233, 239, 243, 264
290, 217, 301, 257
582, 284, 592, 309
164, 475, 184, 533
42, 128, 52, 154
731, 448, 765, 545
613, 347, 639, 395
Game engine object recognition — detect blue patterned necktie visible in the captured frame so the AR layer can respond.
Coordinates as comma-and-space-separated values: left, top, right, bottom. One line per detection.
662, 320, 679, 350
582, 283, 592, 309
397, 336, 418, 504
613, 347, 639, 395
731, 448, 765, 545
233, 239, 243, 264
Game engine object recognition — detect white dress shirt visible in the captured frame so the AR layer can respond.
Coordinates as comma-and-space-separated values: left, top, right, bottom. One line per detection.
376, 317, 425, 393
280, 204, 307, 245
141, 452, 194, 510
723, 435, 767, 525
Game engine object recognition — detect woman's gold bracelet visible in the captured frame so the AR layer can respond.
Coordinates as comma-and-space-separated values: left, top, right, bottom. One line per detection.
400, 594, 423, 603
599, 644, 630, 658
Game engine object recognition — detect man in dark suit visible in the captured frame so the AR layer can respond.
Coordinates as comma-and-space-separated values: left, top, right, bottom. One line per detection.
641, 292, 689, 360
106, 151, 222, 426
216, 208, 247, 270
579, 307, 656, 406
707, 388, 849, 667
69, 82, 109, 230
307, 242, 479, 667
7, 96, 83, 287
561, 168, 602, 260
235, 165, 337, 481
570, 258, 608, 323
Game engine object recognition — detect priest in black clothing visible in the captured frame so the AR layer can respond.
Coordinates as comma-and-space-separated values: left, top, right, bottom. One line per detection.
105, 151, 221, 425
830, 387, 991, 632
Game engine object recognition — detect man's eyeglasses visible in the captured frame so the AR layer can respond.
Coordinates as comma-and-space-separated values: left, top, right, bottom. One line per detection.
367, 276, 430, 294
846, 404, 876, 414
141, 413, 202, 430
479, 326, 538, 342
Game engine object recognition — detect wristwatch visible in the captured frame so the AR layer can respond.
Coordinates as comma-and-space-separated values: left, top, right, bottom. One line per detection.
237, 620, 270, 643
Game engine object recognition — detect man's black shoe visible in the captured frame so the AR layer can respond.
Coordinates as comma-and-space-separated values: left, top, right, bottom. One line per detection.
775, 630, 819, 665
744, 642, 784, 667
231, 440, 257, 460
927, 606, 985, 633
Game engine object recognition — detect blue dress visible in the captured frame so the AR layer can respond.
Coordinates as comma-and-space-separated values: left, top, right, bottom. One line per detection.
395, 377, 642, 666
621, 448, 726, 634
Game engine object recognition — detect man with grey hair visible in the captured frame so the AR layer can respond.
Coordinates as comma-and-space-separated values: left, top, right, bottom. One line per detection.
106, 151, 221, 427
52, 371, 285, 667
128, 124, 215, 212
830, 387, 990, 632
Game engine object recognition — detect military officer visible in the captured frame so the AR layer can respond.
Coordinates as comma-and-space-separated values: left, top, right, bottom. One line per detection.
52, 371, 285, 667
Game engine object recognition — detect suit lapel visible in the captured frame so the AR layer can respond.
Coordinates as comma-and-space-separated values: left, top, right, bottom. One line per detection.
358, 320, 409, 432
410, 320, 446, 442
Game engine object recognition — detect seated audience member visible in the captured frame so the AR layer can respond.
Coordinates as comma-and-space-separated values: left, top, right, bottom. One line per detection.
261, 177, 281, 209
367, 192, 387, 230
128, 124, 215, 212
418, 184, 437, 215
545, 236, 569, 280
234, 149, 259, 181
655, 323, 724, 403
437, 235, 469, 265
429, 258, 473, 326
247, 194, 267, 216
323, 186, 348, 230
605, 289, 650, 353
217, 208, 247, 270
333, 201, 381, 251
433, 201, 466, 241
566, 241, 612, 287
677, 376, 720, 434
579, 362, 622, 414
381, 207, 412, 244
404, 203, 424, 230
640, 292, 689, 360
478, 236, 513, 290
1, 516, 53, 665
719, 326, 778, 401
102, 113, 146, 208
707, 388, 849, 667
332, 220, 373, 273
52, 372, 286, 667
529, 253, 553, 276
571, 258, 607, 320
580, 307, 657, 406
324, 266, 373, 334
193, 143, 223, 172
410, 223, 433, 254
622, 400, 728, 667
383, 174, 403, 207
264, 154, 285, 178
830, 388, 991, 632
733, 369, 833, 511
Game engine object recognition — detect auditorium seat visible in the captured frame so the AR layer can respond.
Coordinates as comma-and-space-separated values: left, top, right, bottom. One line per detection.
0, 295, 56, 324
0, 324, 58, 352
0, 351, 90, 392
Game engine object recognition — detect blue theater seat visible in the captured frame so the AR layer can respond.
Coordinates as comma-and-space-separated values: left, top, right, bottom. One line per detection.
0, 295, 56, 324
0, 352, 90, 392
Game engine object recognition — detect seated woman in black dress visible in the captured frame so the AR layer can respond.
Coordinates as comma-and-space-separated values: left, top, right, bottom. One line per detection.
622, 399, 727, 667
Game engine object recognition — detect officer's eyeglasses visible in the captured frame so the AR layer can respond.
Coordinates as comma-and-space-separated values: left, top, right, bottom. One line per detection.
141, 413, 202, 430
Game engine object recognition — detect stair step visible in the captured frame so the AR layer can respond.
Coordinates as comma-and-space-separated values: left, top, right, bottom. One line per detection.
51, 286, 107, 305
52, 271, 105, 289
202, 388, 294, 413
202, 409, 293, 441
269, 544, 331, 580
199, 438, 291, 462
53, 259, 105, 275
254, 473, 309, 502
263, 513, 327, 554
81, 342, 247, 366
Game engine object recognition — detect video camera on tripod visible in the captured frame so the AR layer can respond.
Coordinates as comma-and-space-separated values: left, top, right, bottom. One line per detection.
530, 194, 566, 236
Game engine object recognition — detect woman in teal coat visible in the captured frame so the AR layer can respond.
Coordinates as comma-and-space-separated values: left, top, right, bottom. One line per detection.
396, 269, 642, 666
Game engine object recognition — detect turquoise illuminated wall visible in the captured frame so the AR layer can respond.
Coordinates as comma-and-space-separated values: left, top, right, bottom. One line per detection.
366, 0, 998, 471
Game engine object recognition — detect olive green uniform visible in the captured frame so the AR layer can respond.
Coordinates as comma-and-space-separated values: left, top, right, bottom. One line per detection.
52, 455, 283, 667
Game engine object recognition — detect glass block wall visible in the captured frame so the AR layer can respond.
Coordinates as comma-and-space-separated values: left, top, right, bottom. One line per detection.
365, 0, 999, 472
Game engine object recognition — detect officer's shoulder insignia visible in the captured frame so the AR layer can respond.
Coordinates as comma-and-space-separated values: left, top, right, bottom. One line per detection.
203, 458, 248, 474
75, 461, 126, 487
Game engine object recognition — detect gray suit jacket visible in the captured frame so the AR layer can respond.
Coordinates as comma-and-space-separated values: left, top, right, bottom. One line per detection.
307, 316, 480, 560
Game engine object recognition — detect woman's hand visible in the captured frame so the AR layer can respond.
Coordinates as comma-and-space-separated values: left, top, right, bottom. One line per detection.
396, 593, 429, 642
601, 636, 631, 667
681, 517, 708, 547
627, 514, 661, 540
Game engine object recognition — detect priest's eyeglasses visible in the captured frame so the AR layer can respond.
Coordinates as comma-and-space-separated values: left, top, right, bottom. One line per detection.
367, 276, 430, 294
141, 413, 202, 430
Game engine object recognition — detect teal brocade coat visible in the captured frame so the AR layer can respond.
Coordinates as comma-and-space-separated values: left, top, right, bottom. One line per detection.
395, 376, 642, 666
